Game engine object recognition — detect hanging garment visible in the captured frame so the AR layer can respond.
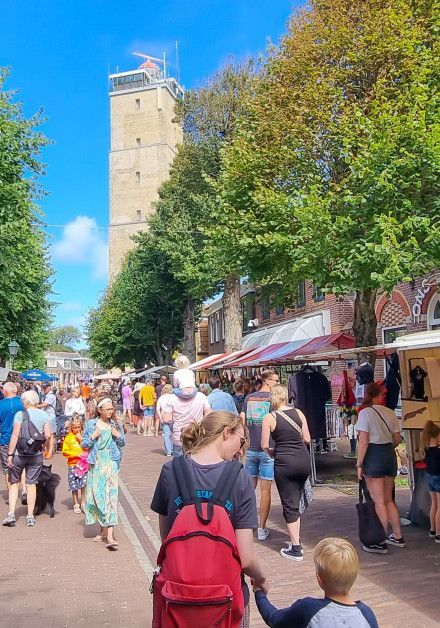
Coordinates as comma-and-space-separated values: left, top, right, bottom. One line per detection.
384, 352, 401, 410
410, 365, 428, 400
288, 368, 331, 440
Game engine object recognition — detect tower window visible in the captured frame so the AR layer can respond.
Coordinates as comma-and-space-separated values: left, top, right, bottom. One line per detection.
135, 98, 140, 110
135, 171, 140, 184
136, 137, 141, 146
136, 210, 142, 221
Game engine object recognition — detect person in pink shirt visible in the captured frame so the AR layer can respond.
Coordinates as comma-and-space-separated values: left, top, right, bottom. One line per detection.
121, 380, 133, 427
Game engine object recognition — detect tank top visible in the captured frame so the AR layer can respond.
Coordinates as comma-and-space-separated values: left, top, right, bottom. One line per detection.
272, 407, 305, 457
425, 446, 440, 476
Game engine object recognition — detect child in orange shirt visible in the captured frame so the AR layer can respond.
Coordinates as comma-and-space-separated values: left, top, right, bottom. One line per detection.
62, 415, 87, 514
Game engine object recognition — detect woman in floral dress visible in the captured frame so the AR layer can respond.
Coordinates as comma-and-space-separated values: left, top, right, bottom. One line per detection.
82, 397, 125, 549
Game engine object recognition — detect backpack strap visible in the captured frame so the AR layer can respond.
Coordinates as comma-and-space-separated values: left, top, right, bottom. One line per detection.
172, 455, 196, 506
211, 460, 242, 509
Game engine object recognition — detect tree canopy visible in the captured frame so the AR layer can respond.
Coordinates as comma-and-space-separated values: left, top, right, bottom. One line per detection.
0, 68, 52, 367
48, 325, 82, 352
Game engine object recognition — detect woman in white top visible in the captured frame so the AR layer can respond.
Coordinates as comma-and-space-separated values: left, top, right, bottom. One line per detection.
155, 384, 174, 456
65, 387, 86, 418
356, 382, 404, 552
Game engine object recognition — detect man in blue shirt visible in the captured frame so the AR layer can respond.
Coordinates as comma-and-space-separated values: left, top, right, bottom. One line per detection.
207, 376, 238, 415
0, 382, 24, 491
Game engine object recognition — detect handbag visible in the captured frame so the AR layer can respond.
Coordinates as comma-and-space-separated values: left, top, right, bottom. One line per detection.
356, 480, 386, 546
274, 410, 314, 515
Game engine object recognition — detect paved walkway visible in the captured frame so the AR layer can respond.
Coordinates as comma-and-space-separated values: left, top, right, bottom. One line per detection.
1, 432, 438, 627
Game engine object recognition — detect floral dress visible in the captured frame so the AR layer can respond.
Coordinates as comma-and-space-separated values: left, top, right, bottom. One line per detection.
85, 426, 119, 527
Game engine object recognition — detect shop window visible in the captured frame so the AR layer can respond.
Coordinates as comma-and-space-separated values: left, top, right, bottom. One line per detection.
209, 316, 214, 344
262, 287, 270, 320
215, 312, 220, 342
428, 295, 440, 330
313, 284, 325, 302
297, 281, 306, 307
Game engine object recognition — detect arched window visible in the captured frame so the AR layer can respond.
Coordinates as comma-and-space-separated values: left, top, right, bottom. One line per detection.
427, 294, 440, 330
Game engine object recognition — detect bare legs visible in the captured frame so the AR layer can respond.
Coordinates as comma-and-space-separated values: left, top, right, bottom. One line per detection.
7, 482, 35, 517
365, 476, 402, 538
253, 477, 272, 530
286, 518, 301, 545
429, 492, 440, 534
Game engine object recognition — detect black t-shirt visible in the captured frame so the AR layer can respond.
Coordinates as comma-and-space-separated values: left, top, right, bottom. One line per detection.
151, 458, 258, 534
243, 391, 271, 451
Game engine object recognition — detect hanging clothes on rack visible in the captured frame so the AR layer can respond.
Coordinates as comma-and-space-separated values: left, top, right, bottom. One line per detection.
410, 364, 428, 400
288, 367, 331, 440
384, 352, 401, 410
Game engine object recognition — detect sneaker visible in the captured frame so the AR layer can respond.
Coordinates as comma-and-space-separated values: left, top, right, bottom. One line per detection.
362, 543, 388, 554
257, 527, 269, 541
387, 534, 405, 548
280, 544, 304, 561
21, 493, 27, 506
26, 516, 36, 527
73, 504, 81, 514
2, 512, 16, 527
435, 536, 440, 544
429, 530, 436, 539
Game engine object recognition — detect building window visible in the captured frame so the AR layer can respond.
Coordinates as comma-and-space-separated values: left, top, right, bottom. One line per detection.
136, 171, 140, 184
242, 293, 256, 331
262, 287, 271, 320
297, 281, 306, 307
275, 302, 285, 316
135, 98, 140, 110
222, 311, 225, 340
215, 312, 220, 342
136, 210, 142, 221
383, 326, 406, 345
313, 284, 325, 302
209, 316, 214, 344
428, 295, 440, 330
136, 137, 141, 146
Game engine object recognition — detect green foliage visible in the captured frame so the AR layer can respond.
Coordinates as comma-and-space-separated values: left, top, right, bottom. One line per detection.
211, 0, 440, 300
0, 68, 53, 366
48, 324, 82, 352
86, 236, 186, 368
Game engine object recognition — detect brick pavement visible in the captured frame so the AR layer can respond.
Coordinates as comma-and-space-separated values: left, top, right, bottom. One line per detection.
119, 430, 439, 628
0, 454, 151, 627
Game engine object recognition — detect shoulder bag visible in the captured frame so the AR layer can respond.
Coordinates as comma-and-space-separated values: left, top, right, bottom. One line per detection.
274, 409, 314, 515
356, 479, 386, 546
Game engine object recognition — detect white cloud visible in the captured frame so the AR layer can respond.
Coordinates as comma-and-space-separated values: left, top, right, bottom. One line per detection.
53, 215, 108, 280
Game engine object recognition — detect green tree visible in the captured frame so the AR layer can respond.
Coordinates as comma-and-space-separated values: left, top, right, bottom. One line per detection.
211, 0, 440, 348
87, 236, 186, 368
0, 68, 52, 366
48, 324, 82, 352
150, 60, 259, 357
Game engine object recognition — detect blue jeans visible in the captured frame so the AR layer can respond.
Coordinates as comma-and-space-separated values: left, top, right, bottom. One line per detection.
161, 422, 173, 456
245, 449, 274, 481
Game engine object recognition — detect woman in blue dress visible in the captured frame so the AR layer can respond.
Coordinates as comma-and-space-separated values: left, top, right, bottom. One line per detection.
82, 397, 125, 550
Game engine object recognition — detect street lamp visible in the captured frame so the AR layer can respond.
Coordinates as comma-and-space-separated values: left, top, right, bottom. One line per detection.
7, 340, 20, 370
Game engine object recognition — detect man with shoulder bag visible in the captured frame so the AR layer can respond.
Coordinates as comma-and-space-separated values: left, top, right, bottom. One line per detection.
2, 390, 51, 528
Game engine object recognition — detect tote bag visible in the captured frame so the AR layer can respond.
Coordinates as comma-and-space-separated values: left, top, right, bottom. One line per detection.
356, 480, 386, 546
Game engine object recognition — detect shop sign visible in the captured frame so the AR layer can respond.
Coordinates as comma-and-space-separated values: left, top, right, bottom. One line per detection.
412, 272, 440, 322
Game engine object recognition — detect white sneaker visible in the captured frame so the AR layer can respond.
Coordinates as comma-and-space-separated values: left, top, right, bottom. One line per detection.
257, 527, 269, 541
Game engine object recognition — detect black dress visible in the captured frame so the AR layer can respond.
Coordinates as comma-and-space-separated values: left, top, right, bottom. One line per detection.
272, 408, 311, 524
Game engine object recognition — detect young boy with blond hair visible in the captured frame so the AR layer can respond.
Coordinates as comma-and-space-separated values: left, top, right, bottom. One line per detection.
254, 537, 378, 627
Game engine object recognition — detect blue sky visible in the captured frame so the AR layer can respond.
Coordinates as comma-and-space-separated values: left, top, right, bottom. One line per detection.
2, 0, 299, 344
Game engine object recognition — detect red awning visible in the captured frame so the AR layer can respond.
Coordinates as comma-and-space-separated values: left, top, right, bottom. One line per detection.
261, 333, 356, 365
222, 343, 290, 368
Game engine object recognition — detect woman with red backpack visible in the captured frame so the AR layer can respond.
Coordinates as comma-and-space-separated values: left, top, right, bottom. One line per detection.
150, 411, 267, 628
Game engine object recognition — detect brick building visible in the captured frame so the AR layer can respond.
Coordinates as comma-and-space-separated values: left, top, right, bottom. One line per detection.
205, 274, 440, 355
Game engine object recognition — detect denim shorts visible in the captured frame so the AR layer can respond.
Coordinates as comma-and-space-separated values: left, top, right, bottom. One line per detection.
426, 473, 440, 493
245, 450, 274, 481
143, 406, 155, 417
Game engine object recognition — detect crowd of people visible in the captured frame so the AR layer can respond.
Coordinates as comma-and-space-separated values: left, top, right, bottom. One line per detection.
0, 354, 438, 627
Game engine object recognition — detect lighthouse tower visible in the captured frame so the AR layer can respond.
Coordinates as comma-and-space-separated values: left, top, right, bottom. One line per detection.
108, 54, 183, 278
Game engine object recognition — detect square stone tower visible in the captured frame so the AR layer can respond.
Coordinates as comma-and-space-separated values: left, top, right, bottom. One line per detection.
108, 56, 183, 279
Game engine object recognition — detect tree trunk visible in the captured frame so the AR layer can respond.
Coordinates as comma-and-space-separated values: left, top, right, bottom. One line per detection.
223, 274, 242, 353
182, 297, 196, 363
352, 289, 378, 366
154, 327, 164, 365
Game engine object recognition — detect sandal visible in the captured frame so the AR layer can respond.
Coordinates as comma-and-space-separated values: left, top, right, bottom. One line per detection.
106, 541, 119, 551
93, 534, 106, 542
73, 504, 81, 514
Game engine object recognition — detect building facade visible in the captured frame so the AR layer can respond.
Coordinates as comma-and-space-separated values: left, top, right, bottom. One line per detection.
108, 58, 183, 278
45, 352, 103, 386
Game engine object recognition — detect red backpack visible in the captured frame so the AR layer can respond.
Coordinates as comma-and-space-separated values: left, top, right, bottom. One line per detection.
152, 456, 244, 628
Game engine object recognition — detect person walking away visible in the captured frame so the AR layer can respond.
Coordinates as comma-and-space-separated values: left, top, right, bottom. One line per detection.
139, 380, 156, 436
151, 411, 267, 627
254, 537, 378, 627
82, 397, 125, 549
356, 382, 404, 553
155, 384, 174, 456
261, 384, 311, 560
2, 390, 51, 527
39, 382, 57, 454
232, 379, 246, 414
422, 420, 440, 542
132, 382, 143, 433
65, 386, 86, 419
0, 382, 26, 499
121, 380, 133, 427
62, 415, 87, 513
207, 376, 239, 414
241, 369, 279, 541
